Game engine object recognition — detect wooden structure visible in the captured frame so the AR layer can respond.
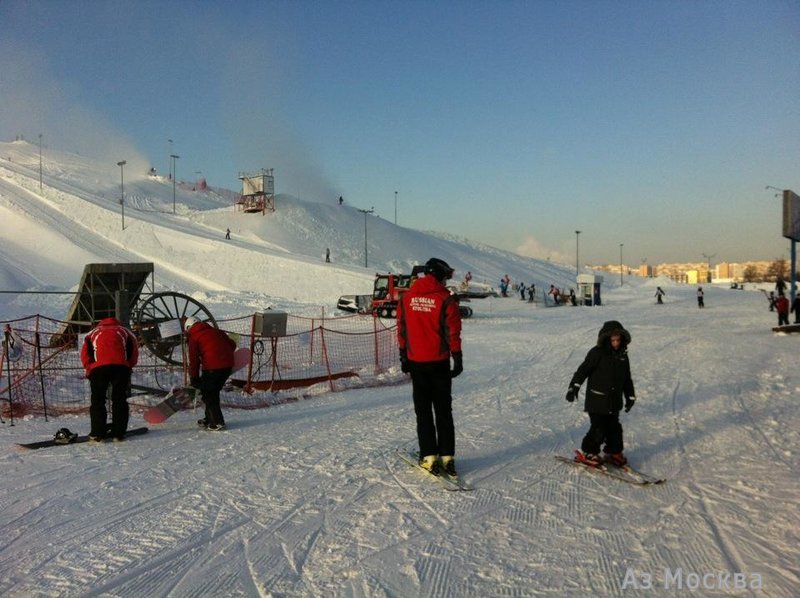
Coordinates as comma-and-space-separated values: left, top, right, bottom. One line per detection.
237, 169, 275, 214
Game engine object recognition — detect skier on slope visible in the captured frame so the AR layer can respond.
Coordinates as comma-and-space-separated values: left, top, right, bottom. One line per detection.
397, 257, 463, 477
565, 320, 636, 467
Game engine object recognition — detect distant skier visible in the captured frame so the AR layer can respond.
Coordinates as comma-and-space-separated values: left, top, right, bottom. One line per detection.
775, 292, 789, 326
519, 282, 526, 300
527, 284, 535, 303
225, 228, 231, 240
792, 292, 800, 324
565, 320, 636, 467
568, 288, 577, 306
325, 247, 331, 263
548, 285, 560, 305
655, 286, 665, 305
697, 287, 704, 308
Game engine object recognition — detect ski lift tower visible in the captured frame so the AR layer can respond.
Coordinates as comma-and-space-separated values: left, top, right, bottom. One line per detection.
237, 169, 275, 214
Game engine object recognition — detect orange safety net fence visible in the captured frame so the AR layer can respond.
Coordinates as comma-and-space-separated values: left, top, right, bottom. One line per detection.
0, 313, 405, 419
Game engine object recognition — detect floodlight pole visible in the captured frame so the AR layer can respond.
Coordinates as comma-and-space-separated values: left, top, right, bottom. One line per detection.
619, 243, 624, 286
357, 207, 375, 267
117, 160, 126, 230
170, 154, 180, 214
575, 230, 581, 276
38, 134, 43, 191
702, 252, 716, 283
767, 185, 798, 301
394, 191, 398, 225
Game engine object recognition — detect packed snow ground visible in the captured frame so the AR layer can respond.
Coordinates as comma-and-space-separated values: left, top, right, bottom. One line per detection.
1, 141, 798, 596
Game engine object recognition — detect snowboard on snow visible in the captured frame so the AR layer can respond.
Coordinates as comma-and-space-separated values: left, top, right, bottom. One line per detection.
17, 427, 149, 450
143, 347, 251, 424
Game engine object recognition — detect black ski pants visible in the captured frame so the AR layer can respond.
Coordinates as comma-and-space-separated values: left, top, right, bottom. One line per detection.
581, 411, 624, 455
200, 367, 231, 426
410, 361, 454, 458
89, 364, 131, 438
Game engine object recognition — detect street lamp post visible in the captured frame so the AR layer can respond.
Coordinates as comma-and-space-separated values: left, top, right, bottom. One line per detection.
168, 139, 173, 178
357, 207, 375, 267
575, 230, 582, 276
619, 243, 624, 286
117, 160, 126, 230
702, 252, 716, 283
170, 154, 180, 214
38, 134, 43, 191
394, 191, 398, 225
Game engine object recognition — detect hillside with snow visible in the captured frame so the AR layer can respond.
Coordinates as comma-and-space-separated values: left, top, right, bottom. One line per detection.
1, 140, 798, 596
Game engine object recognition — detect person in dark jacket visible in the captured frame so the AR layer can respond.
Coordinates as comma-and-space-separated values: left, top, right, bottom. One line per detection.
397, 257, 463, 476
792, 292, 800, 324
565, 320, 636, 466
81, 317, 139, 441
185, 317, 236, 431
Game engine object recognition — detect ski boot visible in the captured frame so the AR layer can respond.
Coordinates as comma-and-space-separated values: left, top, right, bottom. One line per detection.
574, 450, 602, 467
440, 455, 457, 477
606, 452, 628, 467
418, 454, 440, 475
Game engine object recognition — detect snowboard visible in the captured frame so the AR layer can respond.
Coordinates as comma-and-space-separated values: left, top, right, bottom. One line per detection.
233, 347, 251, 373
18, 427, 149, 450
143, 387, 197, 424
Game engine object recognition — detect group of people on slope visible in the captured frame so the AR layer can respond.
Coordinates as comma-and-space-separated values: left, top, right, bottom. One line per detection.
78, 256, 635, 473
80, 314, 236, 441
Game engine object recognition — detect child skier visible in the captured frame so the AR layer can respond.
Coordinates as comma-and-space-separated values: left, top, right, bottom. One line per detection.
565, 320, 636, 467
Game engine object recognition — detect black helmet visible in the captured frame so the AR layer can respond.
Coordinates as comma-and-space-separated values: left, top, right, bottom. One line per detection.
424, 258, 454, 282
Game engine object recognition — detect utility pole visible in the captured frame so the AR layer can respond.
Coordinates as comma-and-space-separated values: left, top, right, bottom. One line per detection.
170, 154, 180, 214
357, 207, 375, 267
394, 191, 398, 225
117, 160, 126, 230
575, 230, 582, 276
38, 134, 43, 191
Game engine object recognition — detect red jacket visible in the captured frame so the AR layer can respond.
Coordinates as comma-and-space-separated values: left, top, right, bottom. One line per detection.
187, 322, 236, 377
397, 274, 462, 363
776, 295, 789, 315
81, 317, 139, 376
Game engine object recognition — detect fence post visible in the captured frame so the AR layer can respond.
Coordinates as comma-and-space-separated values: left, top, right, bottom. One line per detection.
35, 330, 49, 421
3, 326, 15, 425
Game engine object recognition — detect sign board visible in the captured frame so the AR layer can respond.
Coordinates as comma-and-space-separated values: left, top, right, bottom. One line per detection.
783, 190, 800, 241
158, 319, 183, 339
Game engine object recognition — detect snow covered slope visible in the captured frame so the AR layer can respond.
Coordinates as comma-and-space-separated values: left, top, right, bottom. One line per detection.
0, 140, 798, 595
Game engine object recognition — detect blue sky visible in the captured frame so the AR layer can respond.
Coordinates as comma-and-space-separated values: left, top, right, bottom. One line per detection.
1, 0, 798, 265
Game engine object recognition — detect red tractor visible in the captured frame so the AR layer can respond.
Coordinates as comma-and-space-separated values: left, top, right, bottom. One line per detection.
337, 265, 473, 318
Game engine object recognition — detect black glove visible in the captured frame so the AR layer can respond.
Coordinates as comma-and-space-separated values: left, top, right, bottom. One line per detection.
625, 397, 635, 413
399, 349, 410, 374
450, 351, 463, 378
565, 386, 578, 402
190, 376, 201, 389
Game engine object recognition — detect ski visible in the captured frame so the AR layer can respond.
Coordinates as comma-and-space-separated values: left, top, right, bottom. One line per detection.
555, 455, 664, 486
396, 449, 474, 491
17, 427, 149, 450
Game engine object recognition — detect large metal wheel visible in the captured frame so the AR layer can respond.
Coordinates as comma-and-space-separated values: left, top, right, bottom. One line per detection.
134, 292, 216, 365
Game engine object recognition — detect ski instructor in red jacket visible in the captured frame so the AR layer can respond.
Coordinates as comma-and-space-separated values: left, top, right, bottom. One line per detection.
185, 318, 236, 431
81, 317, 139, 441
397, 257, 463, 477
